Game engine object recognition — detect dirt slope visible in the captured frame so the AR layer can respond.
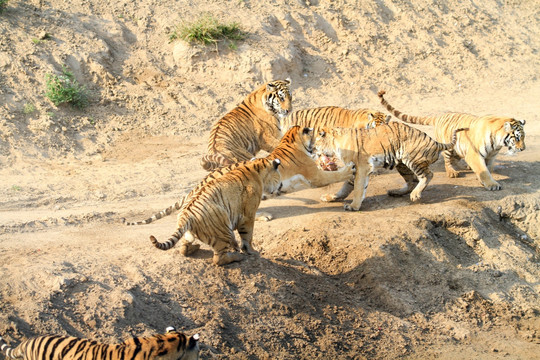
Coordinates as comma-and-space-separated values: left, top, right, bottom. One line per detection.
0, 0, 539, 359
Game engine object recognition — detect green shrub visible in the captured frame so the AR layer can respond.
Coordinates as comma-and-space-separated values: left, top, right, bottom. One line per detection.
170, 14, 245, 46
45, 67, 88, 109
0, 0, 8, 14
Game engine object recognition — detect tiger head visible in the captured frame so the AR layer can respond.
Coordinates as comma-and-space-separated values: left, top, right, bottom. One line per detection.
261, 158, 283, 195
503, 119, 526, 153
262, 78, 292, 120
366, 112, 391, 129
314, 127, 342, 159
160, 327, 200, 360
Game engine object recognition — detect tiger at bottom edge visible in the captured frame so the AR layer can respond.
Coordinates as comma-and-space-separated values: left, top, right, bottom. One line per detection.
0, 326, 199, 360
314, 122, 467, 211
150, 157, 282, 266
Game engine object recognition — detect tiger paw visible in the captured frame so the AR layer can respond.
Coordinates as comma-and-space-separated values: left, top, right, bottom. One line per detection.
483, 181, 502, 191
320, 193, 338, 202
409, 191, 422, 202
445, 168, 460, 178
255, 211, 273, 222
180, 242, 200, 256
213, 252, 245, 266
344, 203, 361, 211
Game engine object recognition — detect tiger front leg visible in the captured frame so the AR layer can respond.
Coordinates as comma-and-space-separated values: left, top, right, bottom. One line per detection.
345, 167, 370, 211
320, 179, 354, 203
237, 218, 259, 255
465, 151, 501, 190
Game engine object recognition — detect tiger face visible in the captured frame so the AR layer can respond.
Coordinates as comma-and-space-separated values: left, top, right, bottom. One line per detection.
366, 113, 391, 129
503, 119, 526, 153
262, 78, 292, 120
261, 158, 283, 195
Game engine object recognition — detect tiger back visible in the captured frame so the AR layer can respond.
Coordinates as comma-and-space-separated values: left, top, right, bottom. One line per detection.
281, 106, 391, 133
378, 90, 526, 190
314, 122, 465, 211
150, 158, 282, 266
200, 79, 292, 171
0, 327, 199, 360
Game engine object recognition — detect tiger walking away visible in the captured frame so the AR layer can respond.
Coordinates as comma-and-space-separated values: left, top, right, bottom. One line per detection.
314, 122, 467, 211
378, 90, 526, 190
0, 327, 199, 360
150, 158, 282, 266
200, 78, 292, 171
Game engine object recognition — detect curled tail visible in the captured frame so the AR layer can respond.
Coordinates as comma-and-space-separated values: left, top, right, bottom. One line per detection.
0, 335, 18, 359
437, 128, 468, 152
125, 201, 183, 226
150, 223, 189, 250
378, 90, 432, 125
201, 153, 235, 171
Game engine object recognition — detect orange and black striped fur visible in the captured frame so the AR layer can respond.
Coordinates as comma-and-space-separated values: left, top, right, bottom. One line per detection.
0, 327, 199, 360
150, 158, 282, 266
378, 90, 526, 190
200, 79, 292, 171
314, 122, 466, 211
281, 106, 391, 133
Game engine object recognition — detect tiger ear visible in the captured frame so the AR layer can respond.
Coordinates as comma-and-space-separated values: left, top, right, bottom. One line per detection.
302, 127, 313, 135
504, 121, 512, 132
285, 77, 291, 85
165, 326, 176, 333
519, 119, 526, 125
368, 113, 374, 121
319, 131, 326, 138
272, 159, 281, 169
266, 82, 277, 92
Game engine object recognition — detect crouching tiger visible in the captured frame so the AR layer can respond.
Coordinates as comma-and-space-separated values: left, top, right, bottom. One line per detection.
0, 326, 199, 360
201, 79, 292, 171
378, 90, 526, 190
150, 158, 282, 266
314, 122, 467, 211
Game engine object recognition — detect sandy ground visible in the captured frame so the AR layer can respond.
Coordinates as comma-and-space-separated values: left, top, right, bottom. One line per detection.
0, 0, 539, 359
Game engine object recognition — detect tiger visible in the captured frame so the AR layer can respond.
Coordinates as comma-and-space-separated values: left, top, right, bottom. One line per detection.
125, 126, 355, 226
279, 106, 390, 193
314, 122, 467, 211
280, 106, 391, 133
200, 79, 292, 171
150, 157, 282, 266
0, 326, 199, 360
378, 90, 526, 190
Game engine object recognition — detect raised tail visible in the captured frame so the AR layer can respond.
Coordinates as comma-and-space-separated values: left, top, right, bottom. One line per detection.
437, 127, 469, 151
378, 90, 433, 125
0, 335, 18, 359
200, 153, 235, 171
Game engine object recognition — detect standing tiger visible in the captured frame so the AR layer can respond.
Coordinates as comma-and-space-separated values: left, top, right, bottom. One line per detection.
0, 327, 199, 360
280, 106, 391, 132
378, 90, 526, 190
314, 122, 466, 211
150, 157, 282, 266
280, 106, 390, 193
200, 79, 292, 171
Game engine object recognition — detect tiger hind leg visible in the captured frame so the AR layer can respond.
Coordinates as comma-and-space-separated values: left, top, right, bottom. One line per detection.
443, 150, 461, 178
388, 163, 419, 197
179, 231, 200, 256
409, 168, 433, 202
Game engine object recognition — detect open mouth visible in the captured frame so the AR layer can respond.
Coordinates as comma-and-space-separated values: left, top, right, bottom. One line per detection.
317, 154, 339, 171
